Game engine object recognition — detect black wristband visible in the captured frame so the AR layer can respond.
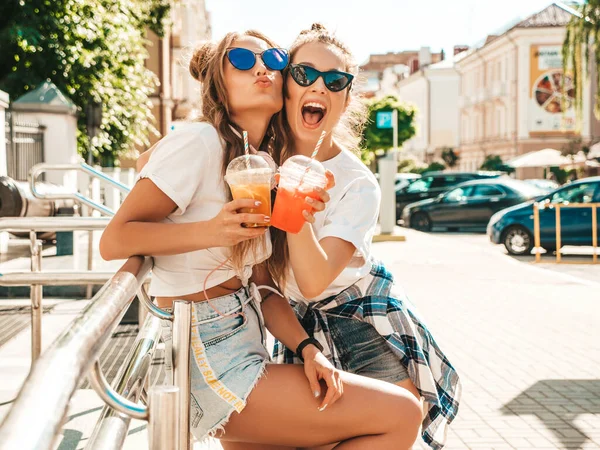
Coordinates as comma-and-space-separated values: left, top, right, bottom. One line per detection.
296, 337, 324, 361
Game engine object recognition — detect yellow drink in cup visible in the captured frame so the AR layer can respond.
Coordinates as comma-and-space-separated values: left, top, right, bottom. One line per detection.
225, 155, 273, 228
229, 183, 271, 227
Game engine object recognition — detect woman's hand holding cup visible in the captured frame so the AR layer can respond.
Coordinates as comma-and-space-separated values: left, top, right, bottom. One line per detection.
208, 199, 269, 247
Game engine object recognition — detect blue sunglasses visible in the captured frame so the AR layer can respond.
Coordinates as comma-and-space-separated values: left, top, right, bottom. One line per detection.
226, 47, 289, 72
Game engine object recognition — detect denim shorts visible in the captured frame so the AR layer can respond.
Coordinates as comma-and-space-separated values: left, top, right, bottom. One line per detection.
327, 315, 409, 384
160, 285, 269, 441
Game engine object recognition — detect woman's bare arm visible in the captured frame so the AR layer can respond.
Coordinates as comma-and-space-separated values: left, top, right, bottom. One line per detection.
99, 178, 267, 260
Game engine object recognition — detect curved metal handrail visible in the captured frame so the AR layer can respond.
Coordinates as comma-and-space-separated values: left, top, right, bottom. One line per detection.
28, 162, 132, 216
88, 361, 148, 420
0, 256, 153, 450
86, 314, 162, 449
138, 285, 174, 321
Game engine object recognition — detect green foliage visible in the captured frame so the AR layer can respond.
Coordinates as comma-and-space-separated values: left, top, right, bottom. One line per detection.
441, 147, 459, 168
417, 162, 445, 174
397, 158, 427, 174
550, 166, 577, 184
480, 155, 515, 174
0, 0, 170, 163
362, 95, 417, 154
563, 1, 600, 118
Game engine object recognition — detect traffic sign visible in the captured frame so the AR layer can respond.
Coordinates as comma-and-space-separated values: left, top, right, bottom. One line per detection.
376, 111, 394, 129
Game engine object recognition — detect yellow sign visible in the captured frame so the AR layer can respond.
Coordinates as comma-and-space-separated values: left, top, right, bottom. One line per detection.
529, 44, 576, 135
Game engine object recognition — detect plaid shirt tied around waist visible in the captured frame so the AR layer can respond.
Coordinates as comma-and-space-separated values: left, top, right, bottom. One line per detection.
273, 261, 462, 449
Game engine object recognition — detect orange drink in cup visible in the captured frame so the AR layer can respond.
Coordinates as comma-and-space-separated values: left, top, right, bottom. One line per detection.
271, 155, 328, 234
225, 155, 273, 227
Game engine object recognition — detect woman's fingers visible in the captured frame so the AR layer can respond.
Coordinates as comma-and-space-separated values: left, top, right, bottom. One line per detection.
319, 369, 341, 411
307, 197, 326, 213
325, 170, 336, 190
302, 210, 316, 224
234, 213, 270, 225
225, 199, 262, 212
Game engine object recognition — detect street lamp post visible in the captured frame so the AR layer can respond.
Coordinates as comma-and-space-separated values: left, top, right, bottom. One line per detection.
84, 101, 102, 298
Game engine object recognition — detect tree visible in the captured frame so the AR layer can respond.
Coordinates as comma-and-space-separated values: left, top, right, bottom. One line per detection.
480, 155, 515, 174
441, 147, 460, 168
563, 1, 600, 117
361, 95, 416, 164
0, 0, 170, 164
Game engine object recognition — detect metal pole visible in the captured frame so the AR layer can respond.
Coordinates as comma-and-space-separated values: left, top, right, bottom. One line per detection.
30, 231, 42, 363
555, 205, 562, 263
148, 386, 180, 450
593, 206, 598, 264
392, 108, 399, 164
172, 301, 192, 450
533, 203, 541, 263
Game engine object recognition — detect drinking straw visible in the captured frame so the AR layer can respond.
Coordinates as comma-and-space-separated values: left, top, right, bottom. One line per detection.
243, 130, 251, 169
311, 130, 327, 159
298, 130, 327, 186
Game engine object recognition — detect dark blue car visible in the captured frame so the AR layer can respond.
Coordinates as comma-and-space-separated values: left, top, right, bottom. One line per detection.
487, 177, 600, 255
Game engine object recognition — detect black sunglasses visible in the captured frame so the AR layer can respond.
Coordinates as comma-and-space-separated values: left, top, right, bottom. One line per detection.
289, 64, 354, 92
226, 47, 289, 72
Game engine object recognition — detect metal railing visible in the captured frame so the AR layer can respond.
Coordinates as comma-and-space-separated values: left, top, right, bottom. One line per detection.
0, 217, 113, 363
0, 256, 193, 450
533, 201, 599, 264
29, 162, 132, 217
29, 162, 132, 298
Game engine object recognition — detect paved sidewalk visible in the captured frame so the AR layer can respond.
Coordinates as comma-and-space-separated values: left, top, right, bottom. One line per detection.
375, 229, 600, 450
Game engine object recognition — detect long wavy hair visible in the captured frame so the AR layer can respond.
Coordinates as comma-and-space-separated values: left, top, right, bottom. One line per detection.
266, 23, 368, 291
189, 31, 287, 274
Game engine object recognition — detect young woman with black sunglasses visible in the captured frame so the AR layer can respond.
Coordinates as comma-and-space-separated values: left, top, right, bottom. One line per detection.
253, 23, 461, 450
113, 29, 422, 449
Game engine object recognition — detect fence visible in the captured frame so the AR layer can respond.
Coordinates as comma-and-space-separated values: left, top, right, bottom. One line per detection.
533, 202, 599, 264
5, 110, 45, 181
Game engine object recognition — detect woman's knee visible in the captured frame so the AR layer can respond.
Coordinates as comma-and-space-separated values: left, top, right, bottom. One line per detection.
377, 389, 422, 436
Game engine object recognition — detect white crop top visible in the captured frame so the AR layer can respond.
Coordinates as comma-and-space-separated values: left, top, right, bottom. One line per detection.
138, 122, 272, 297
283, 149, 381, 303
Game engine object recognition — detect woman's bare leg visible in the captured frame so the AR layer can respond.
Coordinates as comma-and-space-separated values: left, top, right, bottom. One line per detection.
298, 378, 424, 450
217, 364, 421, 449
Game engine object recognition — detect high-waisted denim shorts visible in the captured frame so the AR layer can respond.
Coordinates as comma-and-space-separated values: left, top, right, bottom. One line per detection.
160, 284, 270, 441
327, 315, 409, 384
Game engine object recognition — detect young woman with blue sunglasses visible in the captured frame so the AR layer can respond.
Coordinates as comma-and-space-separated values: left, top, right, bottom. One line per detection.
109, 29, 422, 449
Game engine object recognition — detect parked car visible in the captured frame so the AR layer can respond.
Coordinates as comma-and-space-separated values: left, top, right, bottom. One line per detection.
488, 177, 600, 255
395, 173, 421, 191
396, 171, 503, 218
524, 178, 560, 192
374, 173, 421, 190
402, 178, 546, 231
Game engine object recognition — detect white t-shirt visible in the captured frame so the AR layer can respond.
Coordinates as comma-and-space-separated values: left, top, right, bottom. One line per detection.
283, 149, 381, 302
138, 122, 271, 297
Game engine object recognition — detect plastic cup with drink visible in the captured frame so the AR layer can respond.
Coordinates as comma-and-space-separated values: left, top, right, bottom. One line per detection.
270, 155, 328, 234
225, 154, 273, 228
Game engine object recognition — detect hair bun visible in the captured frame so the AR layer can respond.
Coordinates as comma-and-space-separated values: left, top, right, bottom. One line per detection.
189, 41, 216, 82
299, 22, 328, 36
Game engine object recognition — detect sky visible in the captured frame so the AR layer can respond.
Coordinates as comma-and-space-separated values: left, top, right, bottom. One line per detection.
204, 0, 576, 65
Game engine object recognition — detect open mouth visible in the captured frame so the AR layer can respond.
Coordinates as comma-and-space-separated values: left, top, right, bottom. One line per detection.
301, 101, 327, 129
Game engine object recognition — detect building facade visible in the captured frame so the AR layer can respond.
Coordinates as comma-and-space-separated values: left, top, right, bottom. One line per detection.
456, 3, 599, 178
144, 0, 211, 148
358, 48, 444, 98
397, 57, 461, 164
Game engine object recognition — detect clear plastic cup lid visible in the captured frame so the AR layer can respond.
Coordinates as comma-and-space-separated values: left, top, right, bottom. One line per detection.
279, 155, 327, 187
281, 155, 326, 176
225, 154, 274, 185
